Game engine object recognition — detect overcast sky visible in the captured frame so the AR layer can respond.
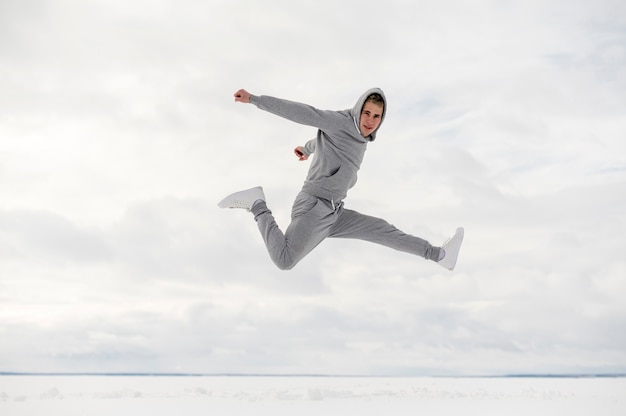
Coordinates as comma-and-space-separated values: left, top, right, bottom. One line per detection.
1, 0, 625, 376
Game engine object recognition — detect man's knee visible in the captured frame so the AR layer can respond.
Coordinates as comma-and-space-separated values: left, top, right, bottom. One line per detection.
275, 259, 298, 271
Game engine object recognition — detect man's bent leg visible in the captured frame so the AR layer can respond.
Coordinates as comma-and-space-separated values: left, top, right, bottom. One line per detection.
250, 192, 336, 270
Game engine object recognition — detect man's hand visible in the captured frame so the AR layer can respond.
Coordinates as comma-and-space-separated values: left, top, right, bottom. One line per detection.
294, 146, 308, 161
234, 89, 251, 103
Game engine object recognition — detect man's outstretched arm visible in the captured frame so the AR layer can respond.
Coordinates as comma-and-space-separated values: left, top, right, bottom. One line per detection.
233, 88, 346, 132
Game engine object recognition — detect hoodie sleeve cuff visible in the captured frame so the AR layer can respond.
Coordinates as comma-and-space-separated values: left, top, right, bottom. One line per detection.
303, 138, 316, 155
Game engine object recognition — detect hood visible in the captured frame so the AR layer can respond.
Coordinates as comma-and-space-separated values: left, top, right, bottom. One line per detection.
350, 87, 386, 141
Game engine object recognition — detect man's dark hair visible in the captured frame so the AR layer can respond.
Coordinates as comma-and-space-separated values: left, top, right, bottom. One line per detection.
366, 93, 384, 107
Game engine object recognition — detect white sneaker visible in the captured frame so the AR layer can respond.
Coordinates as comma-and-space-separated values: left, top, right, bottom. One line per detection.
218, 186, 265, 211
438, 227, 464, 271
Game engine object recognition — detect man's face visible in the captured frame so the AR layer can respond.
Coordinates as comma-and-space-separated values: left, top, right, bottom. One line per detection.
359, 101, 384, 137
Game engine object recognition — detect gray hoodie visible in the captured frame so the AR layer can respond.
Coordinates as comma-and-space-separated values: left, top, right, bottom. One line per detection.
249, 88, 386, 201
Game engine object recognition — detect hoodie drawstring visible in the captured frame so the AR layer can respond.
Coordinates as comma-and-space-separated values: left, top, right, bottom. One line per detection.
331, 198, 343, 213
353, 116, 361, 136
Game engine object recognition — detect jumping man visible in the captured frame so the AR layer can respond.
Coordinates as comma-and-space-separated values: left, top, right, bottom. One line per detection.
218, 88, 464, 271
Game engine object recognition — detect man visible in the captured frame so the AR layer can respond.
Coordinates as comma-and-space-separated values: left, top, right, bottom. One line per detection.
218, 88, 464, 271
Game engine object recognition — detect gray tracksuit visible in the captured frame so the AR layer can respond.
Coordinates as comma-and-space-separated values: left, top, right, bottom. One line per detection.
249, 89, 439, 270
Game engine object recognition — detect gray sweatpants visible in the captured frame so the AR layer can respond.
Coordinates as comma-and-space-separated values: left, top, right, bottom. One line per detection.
250, 191, 439, 270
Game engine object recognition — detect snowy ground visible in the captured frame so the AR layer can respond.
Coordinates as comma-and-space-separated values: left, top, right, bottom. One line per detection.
1, 375, 624, 415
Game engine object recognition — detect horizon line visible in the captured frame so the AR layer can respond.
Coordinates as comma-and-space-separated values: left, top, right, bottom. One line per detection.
1, 372, 625, 378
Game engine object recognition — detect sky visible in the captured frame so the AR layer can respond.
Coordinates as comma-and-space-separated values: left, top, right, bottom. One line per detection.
1, 0, 625, 376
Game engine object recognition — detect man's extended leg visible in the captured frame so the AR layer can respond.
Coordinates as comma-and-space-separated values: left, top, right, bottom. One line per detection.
251, 192, 337, 270
328, 207, 441, 261
329, 207, 464, 270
